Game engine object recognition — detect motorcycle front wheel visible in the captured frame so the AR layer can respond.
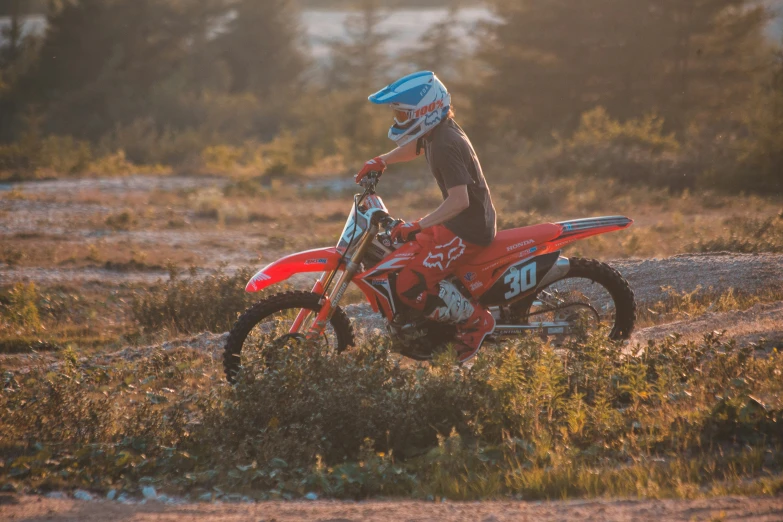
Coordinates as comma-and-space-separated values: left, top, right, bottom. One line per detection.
222, 291, 355, 383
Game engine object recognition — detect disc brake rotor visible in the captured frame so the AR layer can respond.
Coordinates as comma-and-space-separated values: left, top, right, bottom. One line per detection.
269, 333, 308, 348
554, 302, 600, 325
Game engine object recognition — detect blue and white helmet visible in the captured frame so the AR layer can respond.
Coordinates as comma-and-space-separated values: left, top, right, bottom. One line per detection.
368, 71, 451, 147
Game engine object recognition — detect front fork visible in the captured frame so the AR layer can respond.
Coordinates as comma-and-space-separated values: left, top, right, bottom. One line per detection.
288, 274, 328, 333
288, 224, 379, 340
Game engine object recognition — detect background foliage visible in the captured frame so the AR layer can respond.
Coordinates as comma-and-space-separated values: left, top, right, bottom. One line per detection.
0, 0, 780, 192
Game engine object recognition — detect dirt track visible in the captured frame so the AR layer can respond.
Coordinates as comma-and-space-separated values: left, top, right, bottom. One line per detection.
3, 177, 783, 519
3, 494, 783, 521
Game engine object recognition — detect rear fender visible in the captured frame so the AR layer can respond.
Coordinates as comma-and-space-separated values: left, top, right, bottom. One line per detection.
246, 247, 343, 292
549, 216, 633, 249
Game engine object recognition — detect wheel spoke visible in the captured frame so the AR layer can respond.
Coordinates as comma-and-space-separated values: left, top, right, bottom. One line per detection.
223, 291, 354, 383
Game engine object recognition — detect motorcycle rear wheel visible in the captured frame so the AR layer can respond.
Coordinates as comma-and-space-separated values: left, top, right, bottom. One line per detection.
223, 291, 354, 383
510, 257, 636, 341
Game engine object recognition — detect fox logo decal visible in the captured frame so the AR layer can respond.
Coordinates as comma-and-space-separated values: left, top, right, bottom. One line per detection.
422, 237, 466, 271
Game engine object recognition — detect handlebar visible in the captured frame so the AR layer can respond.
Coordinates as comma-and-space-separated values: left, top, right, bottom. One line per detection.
359, 170, 383, 192
358, 172, 418, 244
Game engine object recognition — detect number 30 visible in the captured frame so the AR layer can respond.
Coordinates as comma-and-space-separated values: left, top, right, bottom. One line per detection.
504, 262, 537, 300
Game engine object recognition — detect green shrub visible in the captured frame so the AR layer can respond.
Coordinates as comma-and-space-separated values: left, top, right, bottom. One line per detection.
0, 134, 92, 179
204, 339, 470, 467
222, 178, 267, 198
0, 142, 31, 174
688, 213, 783, 253
533, 107, 700, 190
731, 67, 783, 193
191, 187, 250, 224
131, 266, 269, 334
105, 209, 138, 231
2, 330, 782, 499
0, 347, 195, 488
37, 135, 93, 175
1, 282, 42, 333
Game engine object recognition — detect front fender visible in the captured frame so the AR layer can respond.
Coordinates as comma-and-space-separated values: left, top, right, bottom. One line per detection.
245, 247, 343, 292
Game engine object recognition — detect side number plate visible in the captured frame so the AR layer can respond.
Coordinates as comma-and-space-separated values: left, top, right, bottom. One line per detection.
504, 262, 537, 300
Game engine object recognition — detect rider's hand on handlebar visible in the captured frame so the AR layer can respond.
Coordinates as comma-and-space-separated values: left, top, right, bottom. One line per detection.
390, 219, 422, 243
355, 156, 387, 184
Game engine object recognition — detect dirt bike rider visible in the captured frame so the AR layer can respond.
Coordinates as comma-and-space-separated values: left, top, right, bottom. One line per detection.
355, 71, 497, 362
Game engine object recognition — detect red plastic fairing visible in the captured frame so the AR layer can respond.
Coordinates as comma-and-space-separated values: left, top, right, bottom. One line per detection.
245, 247, 343, 293
550, 216, 633, 250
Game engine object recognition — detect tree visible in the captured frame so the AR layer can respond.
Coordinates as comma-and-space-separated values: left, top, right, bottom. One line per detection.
472, 0, 770, 140
326, 0, 389, 92
8, 0, 221, 140
736, 46, 783, 191
217, 0, 306, 97
0, 0, 22, 65
408, 1, 462, 80
0, 0, 46, 141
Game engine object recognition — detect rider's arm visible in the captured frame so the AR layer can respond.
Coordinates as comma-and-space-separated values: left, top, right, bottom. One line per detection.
379, 139, 421, 166
419, 185, 469, 229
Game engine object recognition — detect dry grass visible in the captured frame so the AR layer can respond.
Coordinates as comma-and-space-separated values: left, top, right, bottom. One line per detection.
639, 286, 783, 327
0, 173, 782, 500
2, 174, 781, 275
1, 331, 782, 500
1, 172, 781, 355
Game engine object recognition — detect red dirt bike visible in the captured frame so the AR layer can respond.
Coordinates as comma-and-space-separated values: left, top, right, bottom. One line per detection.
223, 172, 636, 382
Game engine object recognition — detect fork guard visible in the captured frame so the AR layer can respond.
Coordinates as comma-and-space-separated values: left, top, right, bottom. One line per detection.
245, 247, 344, 293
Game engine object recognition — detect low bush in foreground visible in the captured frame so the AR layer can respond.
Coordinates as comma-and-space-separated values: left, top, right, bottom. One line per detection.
1, 331, 782, 500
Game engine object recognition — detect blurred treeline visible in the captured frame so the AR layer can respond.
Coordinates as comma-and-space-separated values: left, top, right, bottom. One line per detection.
0, 0, 780, 192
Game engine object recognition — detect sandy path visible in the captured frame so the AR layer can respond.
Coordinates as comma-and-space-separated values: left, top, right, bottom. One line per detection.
633, 300, 783, 346
0, 496, 783, 522
2, 494, 783, 521
611, 253, 783, 304
3, 250, 781, 304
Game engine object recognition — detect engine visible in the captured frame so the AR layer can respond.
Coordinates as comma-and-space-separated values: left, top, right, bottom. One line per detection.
363, 230, 398, 268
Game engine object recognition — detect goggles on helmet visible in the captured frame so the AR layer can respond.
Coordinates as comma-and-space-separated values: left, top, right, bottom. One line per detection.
392, 107, 415, 128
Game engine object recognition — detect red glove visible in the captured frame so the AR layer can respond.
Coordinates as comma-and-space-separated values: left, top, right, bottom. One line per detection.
355, 156, 387, 184
390, 220, 422, 243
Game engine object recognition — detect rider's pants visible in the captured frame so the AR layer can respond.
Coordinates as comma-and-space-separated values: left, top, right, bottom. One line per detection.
396, 225, 483, 319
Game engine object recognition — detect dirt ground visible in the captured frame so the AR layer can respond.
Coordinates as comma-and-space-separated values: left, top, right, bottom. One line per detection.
2, 494, 783, 521
634, 300, 783, 345
3, 176, 783, 519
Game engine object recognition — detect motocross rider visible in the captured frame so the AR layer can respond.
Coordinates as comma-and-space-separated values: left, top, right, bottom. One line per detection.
355, 71, 497, 362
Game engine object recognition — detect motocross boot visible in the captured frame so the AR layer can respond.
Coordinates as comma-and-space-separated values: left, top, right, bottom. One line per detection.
454, 305, 495, 362
425, 281, 495, 362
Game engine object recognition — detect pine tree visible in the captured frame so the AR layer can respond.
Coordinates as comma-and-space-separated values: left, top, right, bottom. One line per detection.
738, 45, 783, 191
326, 0, 389, 92
473, 0, 770, 139
0, 0, 22, 65
9, 0, 220, 140
218, 0, 306, 97
407, 2, 462, 81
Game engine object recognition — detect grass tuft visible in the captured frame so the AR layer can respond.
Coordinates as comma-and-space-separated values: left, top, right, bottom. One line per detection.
131, 267, 277, 334
1, 331, 781, 499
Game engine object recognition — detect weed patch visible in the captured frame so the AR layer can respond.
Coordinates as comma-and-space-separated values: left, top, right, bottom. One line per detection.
105, 210, 138, 231
688, 213, 783, 254
1, 283, 42, 333
131, 267, 276, 334
0, 283, 134, 354
1, 332, 782, 499
640, 285, 783, 326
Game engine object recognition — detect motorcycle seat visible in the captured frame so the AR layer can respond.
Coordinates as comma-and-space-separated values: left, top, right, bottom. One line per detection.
468, 223, 562, 265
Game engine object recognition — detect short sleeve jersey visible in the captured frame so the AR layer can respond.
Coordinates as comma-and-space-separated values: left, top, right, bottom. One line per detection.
423, 119, 497, 246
